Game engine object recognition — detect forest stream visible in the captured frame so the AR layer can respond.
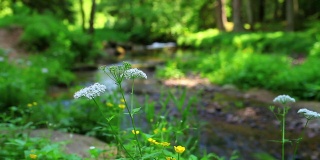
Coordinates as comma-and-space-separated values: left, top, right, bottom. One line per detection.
48, 49, 320, 160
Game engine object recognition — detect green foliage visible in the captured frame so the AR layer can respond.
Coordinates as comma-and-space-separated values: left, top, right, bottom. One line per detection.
68, 62, 212, 159
252, 152, 276, 160
17, 14, 98, 66
0, 52, 74, 110
94, 28, 130, 43
308, 23, 320, 57
156, 50, 320, 101
202, 52, 289, 89
156, 61, 185, 79
0, 13, 101, 67
178, 30, 316, 54
19, 14, 69, 51
0, 106, 81, 159
270, 57, 320, 100
99, 0, 206, 43
29, 92, 126, 142
0, 57, 46, 110
20, 0, 75, 23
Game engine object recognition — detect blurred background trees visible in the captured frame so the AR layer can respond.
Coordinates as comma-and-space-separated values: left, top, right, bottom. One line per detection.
0, 0, 318, 43
0, 0, 319, 108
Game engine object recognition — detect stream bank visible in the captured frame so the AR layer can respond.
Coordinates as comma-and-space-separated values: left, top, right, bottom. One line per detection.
47, 49, 320, 159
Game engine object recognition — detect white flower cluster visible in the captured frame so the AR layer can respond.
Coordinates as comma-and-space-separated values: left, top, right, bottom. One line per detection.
74, 83, 107, 99
41, 68, 49, 73
123, 68, 147, 79
298, 108, 320, 119
273, 95, 295, 104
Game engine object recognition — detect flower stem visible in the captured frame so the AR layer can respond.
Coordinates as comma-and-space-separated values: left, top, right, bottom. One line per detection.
131, 79, 135, 112
92, 98, 134, 159
292, 119, 309, 160
282, 107, 286, 160
118, 83, 143, 158
178, 153, 180, 160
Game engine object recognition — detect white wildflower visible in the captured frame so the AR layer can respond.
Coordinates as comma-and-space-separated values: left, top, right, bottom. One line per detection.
273, 95, 295, 104
298, 108, 320, 119
41, 68, 49, 73
74, 83, 107, 99
89, 146, 95, 150
123, 68, 147, 79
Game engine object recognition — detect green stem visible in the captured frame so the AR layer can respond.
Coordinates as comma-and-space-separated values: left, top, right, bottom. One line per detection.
178, 153, 180, 160
292, 119, 309, 160
282, 107, 286, 160
92, 98, 134, 159
131, 79, 135, 112
119, 83, 143, 158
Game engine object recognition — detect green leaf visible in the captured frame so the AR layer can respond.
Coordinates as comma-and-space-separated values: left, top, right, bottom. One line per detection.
106, 115, 115, 122
13, 139, 26, 146
269, 106, 275, 112
132, 107, 141, 114
141, 151, 162, 159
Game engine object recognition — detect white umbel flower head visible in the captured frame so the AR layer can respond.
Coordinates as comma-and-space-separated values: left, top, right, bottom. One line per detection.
273, 95, 295, 104
123, 68, 147, 79
298, 108, 320, 120
41, 68, 49, 73
74, 83, 107, 99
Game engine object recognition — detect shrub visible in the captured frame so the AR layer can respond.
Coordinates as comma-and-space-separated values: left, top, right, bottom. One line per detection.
156, 50, 320, 101
0, 52, 74, 110
0, 14, 102, 68
177, 30, 316, 54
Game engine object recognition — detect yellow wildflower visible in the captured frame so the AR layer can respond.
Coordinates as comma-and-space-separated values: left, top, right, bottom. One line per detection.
118, 104, 125, 109
106, 102, 114, 107
120, 99, 125, 103
147, 138, 158, 144
162, 127, 167, 132
33, 102, 37, 106
132, 130, 140, 134
166, 157, 176, 160
29, 154, 37, 159
27, 103, 33, 107
160, 142, 170, 147
153, 129, 159, 134
174, 145, 185, 154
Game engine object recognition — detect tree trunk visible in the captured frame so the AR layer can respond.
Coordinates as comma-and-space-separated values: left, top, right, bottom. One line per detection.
88, 0, 96, 34
273, 0, 279, 20
85, 0, 96, 62
286, 0, 294, 31
215, 0, 227, 31
79, 0, 86, 32
232, 0, 244, 32
280, 0, 286, 20
245, 0, 254, 30
258, 0, 266, 22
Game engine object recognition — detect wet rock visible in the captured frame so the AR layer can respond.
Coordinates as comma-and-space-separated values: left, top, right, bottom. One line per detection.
29, 129, 116, 159
244, 88, 276, 103
239, 107, 257, 118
